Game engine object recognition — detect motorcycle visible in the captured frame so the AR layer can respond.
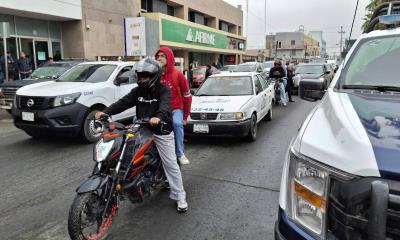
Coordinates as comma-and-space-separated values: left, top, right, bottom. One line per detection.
68, 115, 167, 240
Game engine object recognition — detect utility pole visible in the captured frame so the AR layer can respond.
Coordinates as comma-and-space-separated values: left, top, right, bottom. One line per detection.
338, 26, 346, 54
264, 0, 267, 47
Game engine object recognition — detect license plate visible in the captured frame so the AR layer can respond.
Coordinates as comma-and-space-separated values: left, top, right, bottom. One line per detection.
22, 112, 34, 122
193, 124, 209, 133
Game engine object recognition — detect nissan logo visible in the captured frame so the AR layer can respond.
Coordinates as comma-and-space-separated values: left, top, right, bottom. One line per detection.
27, 99, 34, 107
200, 113, 207, 120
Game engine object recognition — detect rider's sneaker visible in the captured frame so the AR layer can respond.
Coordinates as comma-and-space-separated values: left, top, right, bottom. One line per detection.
179, 154, 190, 165
283, 102, 287, 107
177, 199, 188, 212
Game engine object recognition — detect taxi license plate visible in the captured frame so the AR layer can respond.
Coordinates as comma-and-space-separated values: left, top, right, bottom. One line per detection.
193, 124, 209, 133
22, 112, 34, 122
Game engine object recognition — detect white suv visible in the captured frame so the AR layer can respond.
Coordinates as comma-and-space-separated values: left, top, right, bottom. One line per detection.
12, 61, 137, 142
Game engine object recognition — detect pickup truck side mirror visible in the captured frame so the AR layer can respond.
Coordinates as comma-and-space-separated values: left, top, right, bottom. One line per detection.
325, 71, 331, 74
115, 76, 129, 86
190, 89, 195, 95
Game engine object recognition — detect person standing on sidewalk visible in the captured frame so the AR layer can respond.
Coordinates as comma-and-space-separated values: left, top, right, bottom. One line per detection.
17, 51, 32, 80
155, 47, 192, 165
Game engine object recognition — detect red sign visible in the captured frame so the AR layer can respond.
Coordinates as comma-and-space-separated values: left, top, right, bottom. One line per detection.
227, 56, 236, 63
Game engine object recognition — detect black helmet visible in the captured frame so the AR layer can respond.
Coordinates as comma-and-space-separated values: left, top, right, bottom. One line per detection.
134, 58, 162, 90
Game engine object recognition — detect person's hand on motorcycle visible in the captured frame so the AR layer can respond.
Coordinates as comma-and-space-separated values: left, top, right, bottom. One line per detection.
95, 111, 106, 120
183, 119, 187, 126
149, 117, 161, 126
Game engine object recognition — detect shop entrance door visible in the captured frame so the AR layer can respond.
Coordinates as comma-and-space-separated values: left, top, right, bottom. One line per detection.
34, 40, 49, 67
19, 38, 49, 70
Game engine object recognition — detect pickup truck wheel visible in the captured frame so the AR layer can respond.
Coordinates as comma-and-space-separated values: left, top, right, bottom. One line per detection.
82, 110, 103, 143
246, 114, 257, 142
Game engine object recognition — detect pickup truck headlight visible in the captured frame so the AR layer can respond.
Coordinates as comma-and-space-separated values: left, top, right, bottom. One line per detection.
53, 92, 81, 107
285, 150, 354, 238
220, 112, 244, 120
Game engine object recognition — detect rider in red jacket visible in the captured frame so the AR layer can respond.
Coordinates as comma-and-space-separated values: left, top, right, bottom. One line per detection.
155, 47, 192, 165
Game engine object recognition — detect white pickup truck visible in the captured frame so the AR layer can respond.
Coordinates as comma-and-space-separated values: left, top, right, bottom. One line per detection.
12, 61, 137, 142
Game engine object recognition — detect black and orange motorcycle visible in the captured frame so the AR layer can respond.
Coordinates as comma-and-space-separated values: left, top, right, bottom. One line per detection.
68, 115, 167, 240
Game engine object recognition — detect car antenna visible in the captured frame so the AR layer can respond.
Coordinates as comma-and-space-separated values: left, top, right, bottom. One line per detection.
340, 0, 359, 73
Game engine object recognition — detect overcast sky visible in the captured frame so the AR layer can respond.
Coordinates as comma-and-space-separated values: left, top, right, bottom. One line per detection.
223, 0, 370, 54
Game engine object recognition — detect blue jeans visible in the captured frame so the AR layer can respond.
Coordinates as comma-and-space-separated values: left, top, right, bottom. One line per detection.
172, 109, 184, 158
280, 79, 288, 104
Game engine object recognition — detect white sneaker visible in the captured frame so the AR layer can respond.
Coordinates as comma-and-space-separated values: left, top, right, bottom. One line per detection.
177, 199, 188, 212
179, 154, 190, 165
283, 102, 287, 107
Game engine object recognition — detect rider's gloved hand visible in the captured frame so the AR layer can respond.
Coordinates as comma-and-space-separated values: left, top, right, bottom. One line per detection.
149, 117, 161, 126
95, 112, 106, 120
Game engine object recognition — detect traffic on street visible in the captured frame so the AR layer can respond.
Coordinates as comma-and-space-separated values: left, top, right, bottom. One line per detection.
1, 0, 400, 240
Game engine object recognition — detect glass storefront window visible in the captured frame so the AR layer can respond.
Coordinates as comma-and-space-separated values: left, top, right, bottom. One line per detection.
0, 14, 15, 35
49, 22, 61, 39
15, 16, 48, 38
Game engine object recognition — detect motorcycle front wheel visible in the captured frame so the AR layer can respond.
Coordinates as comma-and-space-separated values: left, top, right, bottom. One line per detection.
68, 192, 117, 240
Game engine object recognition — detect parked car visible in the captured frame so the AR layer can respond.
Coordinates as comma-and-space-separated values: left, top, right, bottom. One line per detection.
235, 62, 268, 79
191, 66, 220, 87
275, 4, 400, 240
262, 61, 274, 75
219, 64, 237, 74
12, 61, 137, 142
185, 72, 274, 141
0, 61, 81, 113
296, 63, 332, 99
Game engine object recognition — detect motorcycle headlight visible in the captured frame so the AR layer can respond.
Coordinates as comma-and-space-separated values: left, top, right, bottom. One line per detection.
94, 139, 115, 162
220, 112, 244, 120
285, 150, 353, 238
53, 92, 81, 107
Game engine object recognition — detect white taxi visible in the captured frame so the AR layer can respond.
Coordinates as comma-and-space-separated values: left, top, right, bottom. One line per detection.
185, 72, 274, 141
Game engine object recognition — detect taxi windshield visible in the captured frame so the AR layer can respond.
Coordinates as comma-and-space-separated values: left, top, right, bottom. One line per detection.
195, 76, 253, 96
342, 35, 400, 88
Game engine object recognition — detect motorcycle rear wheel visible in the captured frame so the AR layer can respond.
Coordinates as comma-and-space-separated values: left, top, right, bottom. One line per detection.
68, 192, 117, 240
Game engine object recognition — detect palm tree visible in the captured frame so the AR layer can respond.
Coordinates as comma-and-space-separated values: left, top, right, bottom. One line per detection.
362, 0, 394, 31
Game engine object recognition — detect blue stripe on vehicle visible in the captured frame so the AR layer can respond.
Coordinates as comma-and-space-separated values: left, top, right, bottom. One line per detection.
348, 93, 400, 181
277, 208, 318, 240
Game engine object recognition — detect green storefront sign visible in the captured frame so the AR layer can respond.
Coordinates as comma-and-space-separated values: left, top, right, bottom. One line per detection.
162, 19, 229, 49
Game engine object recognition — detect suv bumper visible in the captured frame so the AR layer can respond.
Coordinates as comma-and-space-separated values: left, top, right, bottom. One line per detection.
12, 102, 88, 136
275, 208, 317, 240
185, 119, 251, 137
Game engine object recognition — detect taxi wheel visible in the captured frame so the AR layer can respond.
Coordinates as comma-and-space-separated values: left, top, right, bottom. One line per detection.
82, 109, 103, 143
265, 108, 272, 121
247, 114, 257, 142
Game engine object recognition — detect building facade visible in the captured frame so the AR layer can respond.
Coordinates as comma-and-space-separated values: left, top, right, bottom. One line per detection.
265, 32, 320, 61
308, 31, 327, 58
0, 0, 245, 70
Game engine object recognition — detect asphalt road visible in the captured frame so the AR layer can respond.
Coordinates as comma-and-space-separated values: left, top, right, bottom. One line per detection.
0, 97, 317, 240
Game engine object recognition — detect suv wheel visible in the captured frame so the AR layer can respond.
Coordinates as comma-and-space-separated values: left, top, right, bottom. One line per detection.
82, 109, 103, 143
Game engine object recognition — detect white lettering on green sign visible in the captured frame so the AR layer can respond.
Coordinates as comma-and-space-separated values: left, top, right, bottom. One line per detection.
186, 28, 216, 46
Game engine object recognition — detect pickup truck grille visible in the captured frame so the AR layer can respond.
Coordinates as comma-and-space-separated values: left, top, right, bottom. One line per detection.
17, 96, 53, 110
327, 177, 400, 240
190, 113, 219, 120
0, 87, 18, 108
